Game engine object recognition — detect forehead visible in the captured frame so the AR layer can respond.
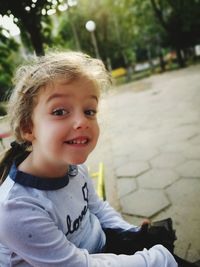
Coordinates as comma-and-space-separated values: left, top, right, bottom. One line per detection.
39, 76, 100, 102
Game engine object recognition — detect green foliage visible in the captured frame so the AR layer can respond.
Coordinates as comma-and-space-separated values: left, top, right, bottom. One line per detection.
150, 0, 200, 66
0, 0, 59, 55
0, 28, 19, 101
0, 103, 7, 116
53, 7, 84, 51
53, 0, 140, 68
150, 0, 200, 47
0, 0, 199, 81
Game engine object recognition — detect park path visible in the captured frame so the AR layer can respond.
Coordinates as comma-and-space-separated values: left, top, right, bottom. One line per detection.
86, 64, 200, 262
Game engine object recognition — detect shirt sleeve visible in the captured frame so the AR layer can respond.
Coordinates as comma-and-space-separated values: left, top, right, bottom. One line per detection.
0, 191, 178, 267
0, 197, 177, 267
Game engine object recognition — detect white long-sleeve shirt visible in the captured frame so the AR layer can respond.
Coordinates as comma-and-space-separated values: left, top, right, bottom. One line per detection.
0, 162, 177, 267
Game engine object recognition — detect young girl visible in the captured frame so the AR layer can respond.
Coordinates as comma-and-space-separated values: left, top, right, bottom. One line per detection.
0, 51, 177, 267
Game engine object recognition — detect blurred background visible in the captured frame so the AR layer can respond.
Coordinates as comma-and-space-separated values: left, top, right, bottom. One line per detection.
0, 0, 200, 108
1, 1, 200, 262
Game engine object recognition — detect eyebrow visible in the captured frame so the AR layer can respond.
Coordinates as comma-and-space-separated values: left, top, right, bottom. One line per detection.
46, 93, 98, 103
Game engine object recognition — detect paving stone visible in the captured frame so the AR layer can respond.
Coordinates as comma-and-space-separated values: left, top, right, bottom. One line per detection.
164, 125, 200, 143
128, 146, 159, 161
160, 178, 200, 262
112, 149, 128, 157
189, 134, 200, 145
137, 169, 179, 189
122, 214, 148, 226
159, 142, 190, 153
113, 155, 129, 169
182, 145, 200, 159
166, 178, 200, 206
112, 141, 138, 157
176, 160, 200, 177
160, 142, 200, 160
128, 131, 158, 145
134, 130, 167, 147
116, 161, 150, 177
186, 246, 200, 263
117, 178, 137, 198
120, 189, 170, 217
153, 204, 200, 262
150, 152, 186, 168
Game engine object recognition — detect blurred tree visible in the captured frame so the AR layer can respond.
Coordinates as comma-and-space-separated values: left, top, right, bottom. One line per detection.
54, 4, 84, 51
0, 0, 55, 55
0, 0, 199, 72
129, 0, 166, 70
55, 0, 138, 69
0, 28, 19, 101
150, 0, 200, 67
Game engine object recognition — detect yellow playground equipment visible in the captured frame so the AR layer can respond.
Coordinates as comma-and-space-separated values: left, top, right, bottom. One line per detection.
90, 162, 106, 200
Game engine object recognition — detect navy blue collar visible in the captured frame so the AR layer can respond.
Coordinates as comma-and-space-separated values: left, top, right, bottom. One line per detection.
9, 162, 78, 190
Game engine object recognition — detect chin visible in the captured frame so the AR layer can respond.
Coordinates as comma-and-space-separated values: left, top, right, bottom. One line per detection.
69, 157, 88, 165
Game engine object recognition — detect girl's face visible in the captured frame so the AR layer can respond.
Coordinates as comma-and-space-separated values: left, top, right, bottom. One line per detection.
25, 76, 100, 177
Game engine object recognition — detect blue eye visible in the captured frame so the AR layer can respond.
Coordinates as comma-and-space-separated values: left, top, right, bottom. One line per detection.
85, 110, 97, 117
52, 109, 68, 116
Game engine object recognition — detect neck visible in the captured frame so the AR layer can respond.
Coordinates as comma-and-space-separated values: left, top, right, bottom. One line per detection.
18, 152, 68, 178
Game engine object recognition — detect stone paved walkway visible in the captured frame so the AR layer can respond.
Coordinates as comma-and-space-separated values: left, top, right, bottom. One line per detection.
86, 64, 200, 262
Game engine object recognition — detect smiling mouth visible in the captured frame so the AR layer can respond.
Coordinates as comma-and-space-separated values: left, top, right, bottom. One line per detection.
64, 137, 89, 145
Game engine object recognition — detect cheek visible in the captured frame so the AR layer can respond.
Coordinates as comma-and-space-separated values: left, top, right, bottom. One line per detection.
33, 120, 65, 141
94, 122, 100, 141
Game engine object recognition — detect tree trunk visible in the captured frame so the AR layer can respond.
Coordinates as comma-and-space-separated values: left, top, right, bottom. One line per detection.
159, 51, 165, 72
175, 47, 185, 68
21, 14, 45, 56
30, 34, 44, 56
27, 24, 44, 56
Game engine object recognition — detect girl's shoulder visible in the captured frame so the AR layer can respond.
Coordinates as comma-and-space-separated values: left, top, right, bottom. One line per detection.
0, 175, 52, 216
77, 164, 89, 177
0, 176, 15, 203
76, 164, 93, 185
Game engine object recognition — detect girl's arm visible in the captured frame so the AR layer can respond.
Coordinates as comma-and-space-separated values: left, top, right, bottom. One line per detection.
0, 197, 177, 267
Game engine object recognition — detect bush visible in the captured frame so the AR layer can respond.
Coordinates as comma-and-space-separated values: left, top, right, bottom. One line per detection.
0, 103, 7, 116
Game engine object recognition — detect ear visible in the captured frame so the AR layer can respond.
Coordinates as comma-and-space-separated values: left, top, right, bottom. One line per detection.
20, 122, 34, 142
22, 131, 34, 142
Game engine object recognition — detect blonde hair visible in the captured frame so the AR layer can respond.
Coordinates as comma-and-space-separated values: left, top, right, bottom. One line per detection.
0, 51, 111, 184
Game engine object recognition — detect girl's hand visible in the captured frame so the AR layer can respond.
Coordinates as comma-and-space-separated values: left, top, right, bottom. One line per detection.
141, 218, 150, 226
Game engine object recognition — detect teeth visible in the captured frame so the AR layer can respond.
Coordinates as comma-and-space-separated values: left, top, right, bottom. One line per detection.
67, 139, 88, 144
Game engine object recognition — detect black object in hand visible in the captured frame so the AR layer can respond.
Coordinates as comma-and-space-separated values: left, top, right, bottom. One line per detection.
104, 218, 176, 255
104, 218, 198, 267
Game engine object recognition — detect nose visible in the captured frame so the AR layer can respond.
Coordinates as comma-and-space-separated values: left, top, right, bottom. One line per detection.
73, 113, 89, 130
